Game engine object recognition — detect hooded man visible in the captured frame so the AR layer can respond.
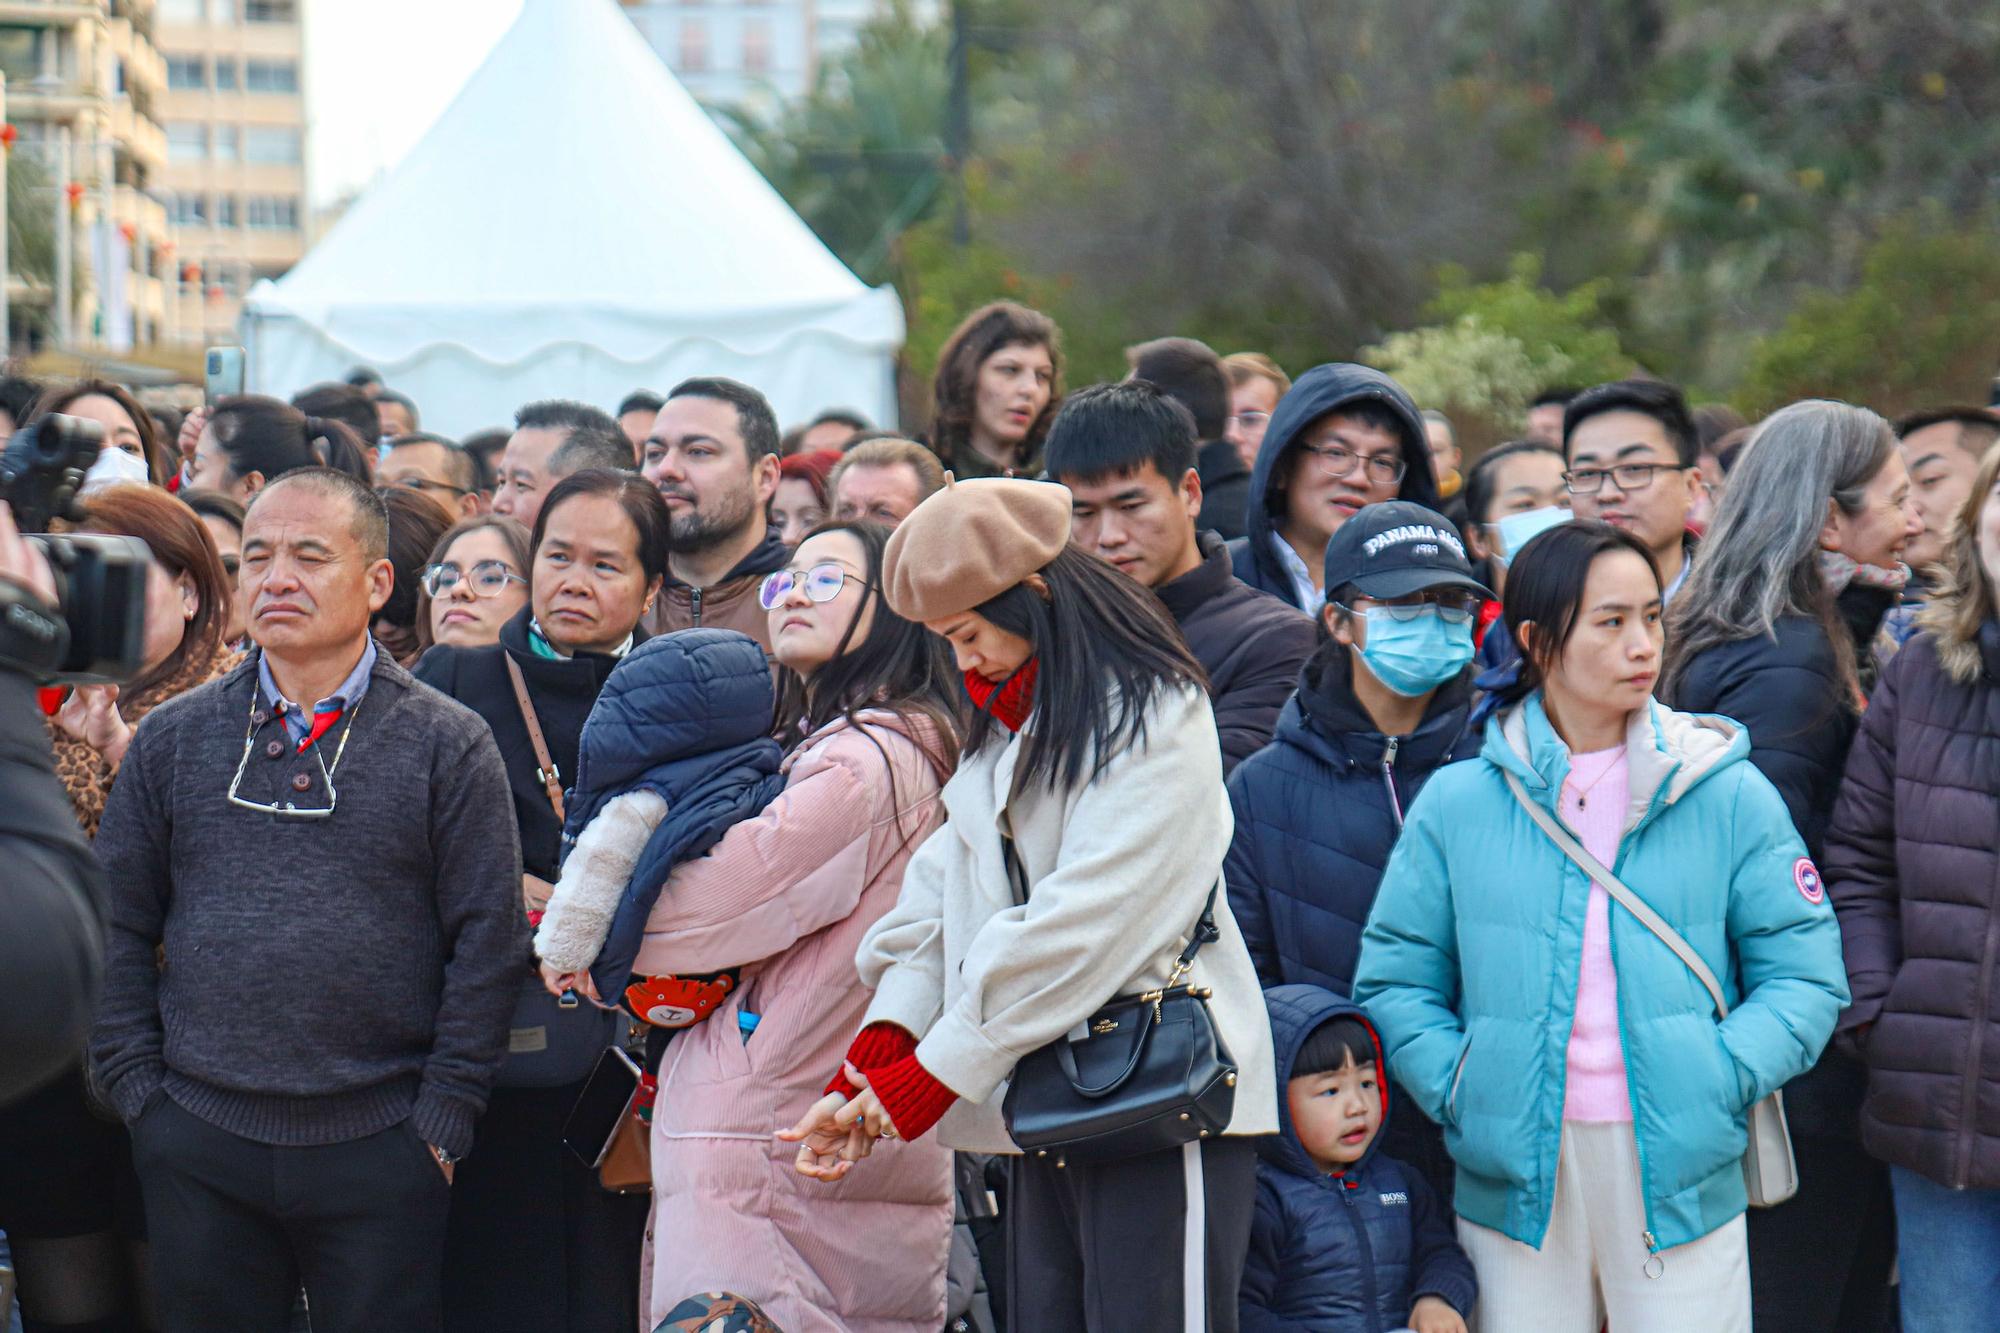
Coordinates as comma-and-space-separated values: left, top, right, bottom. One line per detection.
1229, 364, 1441, 615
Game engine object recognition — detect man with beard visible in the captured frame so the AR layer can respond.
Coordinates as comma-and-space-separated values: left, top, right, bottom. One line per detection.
640, 377, 788, 654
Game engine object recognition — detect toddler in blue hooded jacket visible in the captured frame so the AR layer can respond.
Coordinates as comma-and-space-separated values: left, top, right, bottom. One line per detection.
1242, 984, 1476, 1333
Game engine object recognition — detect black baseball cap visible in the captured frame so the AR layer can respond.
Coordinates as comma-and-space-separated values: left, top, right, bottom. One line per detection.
1323, 501, 1493, 602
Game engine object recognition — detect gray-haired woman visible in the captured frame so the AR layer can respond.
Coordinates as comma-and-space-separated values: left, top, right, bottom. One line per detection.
1661, 398, 1920, 1333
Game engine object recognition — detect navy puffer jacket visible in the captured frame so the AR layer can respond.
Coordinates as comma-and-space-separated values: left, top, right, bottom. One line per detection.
560, 629, 787, 998
1241, 985, 1476, 1333
1226, 644, 1478, 996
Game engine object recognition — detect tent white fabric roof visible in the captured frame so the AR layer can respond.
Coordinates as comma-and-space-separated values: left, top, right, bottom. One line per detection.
243, 0, 903, 436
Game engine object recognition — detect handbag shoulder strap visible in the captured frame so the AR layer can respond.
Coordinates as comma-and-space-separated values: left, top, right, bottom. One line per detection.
1000, 827, 1220, 971
1500, 770, 1728, 1020
504, 653, 566, 822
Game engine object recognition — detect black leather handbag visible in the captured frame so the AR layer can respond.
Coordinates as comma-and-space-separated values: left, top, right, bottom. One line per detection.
997, 832, 1238, 1165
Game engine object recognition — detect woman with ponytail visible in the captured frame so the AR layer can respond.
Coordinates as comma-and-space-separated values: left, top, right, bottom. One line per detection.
781, 476, 1277, 1331
185, 396, 371, 502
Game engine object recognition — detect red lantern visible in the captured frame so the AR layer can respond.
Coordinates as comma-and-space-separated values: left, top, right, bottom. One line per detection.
0, 124, 17, 151
65, 181, 85, 210
181, 261, 201, 283
118, 221, 137, 245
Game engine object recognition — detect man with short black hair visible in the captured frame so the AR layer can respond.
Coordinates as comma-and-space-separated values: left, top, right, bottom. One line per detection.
1895, 405, 2000, 573
492, 400, 624, 531
797, 407, 870, 455
378, 432, 483, 518
1230, 363, 1442, 615
1562, 378, 1704, 600
375, 389, 419, 440
1127, 336, 1251, 541
1047, 381, 1314, 772
549, 424, 640, 479
91, 469, 523, 1333
640, 377, 787, 651
615, 390, 665, 456
1526, 386, 1579, 445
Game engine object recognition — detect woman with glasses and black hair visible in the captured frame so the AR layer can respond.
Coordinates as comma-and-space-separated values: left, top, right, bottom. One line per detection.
413, 468, 669, 1333
415, 515, 532, 652
1353, 520, 1847, 1333
781, 476, 1277, 1331
579, 519, 966, 1333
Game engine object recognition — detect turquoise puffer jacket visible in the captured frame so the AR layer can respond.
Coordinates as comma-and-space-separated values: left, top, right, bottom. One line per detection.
1351, 694, 1848, 1254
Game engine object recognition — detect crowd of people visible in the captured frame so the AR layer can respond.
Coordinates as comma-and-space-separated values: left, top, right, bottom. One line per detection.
0, 296, 1996, 1333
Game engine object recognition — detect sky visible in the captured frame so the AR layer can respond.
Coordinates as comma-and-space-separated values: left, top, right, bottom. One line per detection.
305, 0, 525, 207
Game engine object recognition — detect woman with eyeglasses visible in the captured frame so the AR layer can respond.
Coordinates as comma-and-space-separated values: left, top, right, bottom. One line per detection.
780, 477, 1277, 1331
614, 519, 963, 1332
1353, 520, 1847, 1333
181, 488, 248, 647
1661, 401, 1922, 1333
413, 468, 669, 1333
3, 485, 239, 1333
415, 515, 532, 652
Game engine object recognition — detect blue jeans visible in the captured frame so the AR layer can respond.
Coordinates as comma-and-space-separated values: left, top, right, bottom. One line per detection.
1890, 1164, 2000, 1330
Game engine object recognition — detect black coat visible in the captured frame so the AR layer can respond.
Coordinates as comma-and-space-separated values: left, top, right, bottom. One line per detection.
1827, 623, 2000, 1189
1228, 364, 1441, 610
1196, 438, 1252, 542
1669, 584, 1894, 1143
414, 608, 643, 880
1157, 532, 1317, 774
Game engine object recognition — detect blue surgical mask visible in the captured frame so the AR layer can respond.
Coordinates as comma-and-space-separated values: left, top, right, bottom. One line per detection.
1358, 606, 1474, 698
1491, 505, 1571, 566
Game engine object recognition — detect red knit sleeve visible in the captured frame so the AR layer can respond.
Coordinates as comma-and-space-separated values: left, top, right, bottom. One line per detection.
825, 1022, 917, 1097
865, 1053, 958, 1142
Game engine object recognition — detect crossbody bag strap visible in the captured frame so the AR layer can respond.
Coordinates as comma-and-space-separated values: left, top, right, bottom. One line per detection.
504, 653, 566, 822
1502, 770, 1728, 1020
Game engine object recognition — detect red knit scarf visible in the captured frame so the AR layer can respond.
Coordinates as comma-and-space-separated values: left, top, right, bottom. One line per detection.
964, 658, 1038, 732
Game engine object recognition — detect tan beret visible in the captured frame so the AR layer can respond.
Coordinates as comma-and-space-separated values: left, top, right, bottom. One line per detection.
882, 473, 1073, 622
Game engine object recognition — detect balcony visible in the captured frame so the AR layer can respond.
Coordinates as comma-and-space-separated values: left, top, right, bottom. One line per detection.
0, 4, 102, 24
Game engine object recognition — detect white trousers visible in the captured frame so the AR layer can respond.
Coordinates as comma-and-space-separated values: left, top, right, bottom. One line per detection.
1457, 1120, 1750, 1333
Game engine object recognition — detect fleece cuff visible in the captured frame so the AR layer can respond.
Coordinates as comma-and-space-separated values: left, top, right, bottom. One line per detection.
865, 1053, 958, 1142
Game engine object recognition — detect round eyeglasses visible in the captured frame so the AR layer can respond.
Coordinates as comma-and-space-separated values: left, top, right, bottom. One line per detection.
758, 562, 875, 611
421, 559, 526, 599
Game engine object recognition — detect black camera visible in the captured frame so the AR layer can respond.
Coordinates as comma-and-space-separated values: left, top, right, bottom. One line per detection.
0, 414, 150, 683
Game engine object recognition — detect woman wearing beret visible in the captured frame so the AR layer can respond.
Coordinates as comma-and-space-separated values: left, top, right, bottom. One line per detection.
780, 475, 1278, 1332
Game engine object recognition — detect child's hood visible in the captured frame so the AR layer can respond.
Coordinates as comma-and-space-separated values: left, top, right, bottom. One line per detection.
1261, 983, 1392, 1184
573, 628, 776, 793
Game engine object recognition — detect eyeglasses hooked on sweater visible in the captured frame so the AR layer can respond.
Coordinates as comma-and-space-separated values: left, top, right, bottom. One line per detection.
757, 563, 876, 611
225, 695, 361, 819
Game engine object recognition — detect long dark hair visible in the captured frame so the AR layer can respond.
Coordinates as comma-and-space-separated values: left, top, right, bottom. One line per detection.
966, 546, 1207, 793
210, 395, 370, 487
372, 486, 458, 666
32, 379, 172, 486
775, 520, 963, 833
1495, 520, 1660, 709
929, 301, 1064, 469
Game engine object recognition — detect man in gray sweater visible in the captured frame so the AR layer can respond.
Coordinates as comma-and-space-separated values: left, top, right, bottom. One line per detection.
90, 469, 525, 1333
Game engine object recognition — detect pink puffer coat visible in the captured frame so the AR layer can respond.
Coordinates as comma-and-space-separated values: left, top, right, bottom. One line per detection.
637, 711, 955, 1333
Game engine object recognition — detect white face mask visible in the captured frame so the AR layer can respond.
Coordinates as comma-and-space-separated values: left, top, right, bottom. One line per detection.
1490, 504, 1571, 566
82, 444, 150, 493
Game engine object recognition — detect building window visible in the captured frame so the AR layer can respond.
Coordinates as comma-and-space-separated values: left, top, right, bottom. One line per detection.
245, 58, 298, 93
167, 55, 206, 90
679, 20, 709, 72
167, 122, 208, 161
160, 0, 205, 20
742, 20, 772, 74
245, 126, 301, 164
244, 0, 296, 21
213, 125, 240, 161
246, 195, 298, 229
215, 194, 239, 227
167, 192, 210, 225
212, 57, 238, 90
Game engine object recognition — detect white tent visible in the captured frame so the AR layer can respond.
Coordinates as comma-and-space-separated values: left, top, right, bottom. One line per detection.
242, 0, 903, 437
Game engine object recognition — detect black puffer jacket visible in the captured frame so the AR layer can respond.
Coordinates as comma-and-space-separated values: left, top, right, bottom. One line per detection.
1228, 364, 1440, 611
1668, 584, 1895, 1142
1826, 623, 2000, 1189
1196, 438, 1252, 542
1156, 531, 1316, 774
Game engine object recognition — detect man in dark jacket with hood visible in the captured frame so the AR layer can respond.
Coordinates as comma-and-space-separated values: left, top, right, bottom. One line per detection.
1046, 381, 1315, 772
1230, 364, 1441, 614
1243, 985, 1476, 1333
1126, 335, 1252, 541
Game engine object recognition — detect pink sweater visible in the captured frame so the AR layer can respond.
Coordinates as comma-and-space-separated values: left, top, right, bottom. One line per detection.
1561, 746, 1633, 1122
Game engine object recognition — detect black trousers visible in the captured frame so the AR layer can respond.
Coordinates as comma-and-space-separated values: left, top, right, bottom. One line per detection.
1006, 1136, 1260, 1333
1747, 1135, 1897, 1333
129, 1096, 450, 1333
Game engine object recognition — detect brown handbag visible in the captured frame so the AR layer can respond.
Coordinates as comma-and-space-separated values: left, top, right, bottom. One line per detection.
597, 1101, 653, 1194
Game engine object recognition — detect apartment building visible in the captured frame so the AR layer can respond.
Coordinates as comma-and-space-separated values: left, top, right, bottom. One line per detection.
156, 0, 303, 347
0, 0, 173, 351
620, 0, 935, 114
